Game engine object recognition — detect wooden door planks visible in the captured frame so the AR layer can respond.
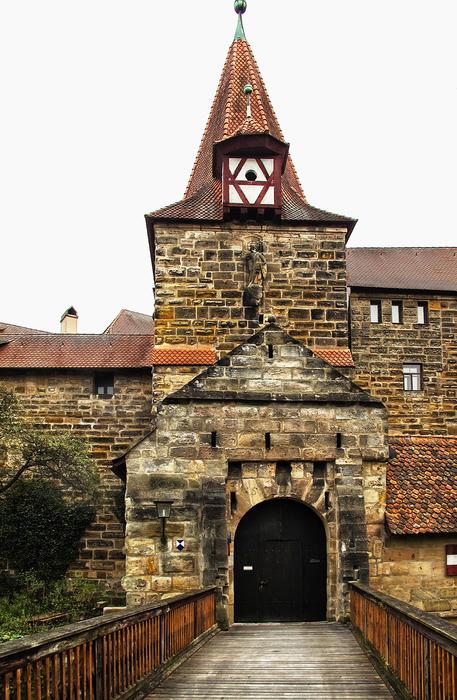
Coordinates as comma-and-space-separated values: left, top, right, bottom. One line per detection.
144, 623, 394, 699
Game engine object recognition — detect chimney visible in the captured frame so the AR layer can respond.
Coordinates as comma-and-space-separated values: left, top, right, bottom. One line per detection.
60, 307, 78, 334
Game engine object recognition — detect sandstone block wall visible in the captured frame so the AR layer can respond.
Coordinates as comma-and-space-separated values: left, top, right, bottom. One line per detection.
371, 535, 457, 621
153, 223, 349, 351
124, 328, 389, 621
350, 292, 457, 435
0, 369, 153, 601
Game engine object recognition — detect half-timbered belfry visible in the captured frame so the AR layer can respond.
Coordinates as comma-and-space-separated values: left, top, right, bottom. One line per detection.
124, 1, 389, 625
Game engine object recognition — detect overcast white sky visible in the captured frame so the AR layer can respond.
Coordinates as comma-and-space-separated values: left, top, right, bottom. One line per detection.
1, 1, 455, 333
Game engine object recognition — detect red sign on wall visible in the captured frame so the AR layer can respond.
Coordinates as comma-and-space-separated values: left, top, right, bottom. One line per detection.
446, 544, 457, 576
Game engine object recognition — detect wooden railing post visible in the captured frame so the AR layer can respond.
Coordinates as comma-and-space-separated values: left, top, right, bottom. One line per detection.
94, 636, 103, 700
424, 638, 431, 700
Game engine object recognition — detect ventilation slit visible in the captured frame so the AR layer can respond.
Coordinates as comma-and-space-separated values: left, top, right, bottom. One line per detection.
265, 433, 271, 450
336, 433, 343, 448
268, 344, 274, 359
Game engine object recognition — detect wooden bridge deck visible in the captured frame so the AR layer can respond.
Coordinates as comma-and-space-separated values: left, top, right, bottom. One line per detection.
144, 623, 393, 699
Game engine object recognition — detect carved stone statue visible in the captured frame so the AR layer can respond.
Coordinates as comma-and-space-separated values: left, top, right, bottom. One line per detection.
246, 241, 267, 287
244, 241, 267, 307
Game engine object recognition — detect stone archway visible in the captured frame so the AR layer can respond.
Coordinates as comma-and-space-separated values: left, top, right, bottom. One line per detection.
234, 498, 327, 622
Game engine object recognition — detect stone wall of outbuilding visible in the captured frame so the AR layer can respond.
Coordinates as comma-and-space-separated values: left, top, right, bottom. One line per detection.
371, 535, 457, 622
350, 291, 457, 436
0, 369, 153, 601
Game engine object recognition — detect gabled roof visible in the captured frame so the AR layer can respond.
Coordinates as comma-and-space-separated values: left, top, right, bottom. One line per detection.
147, 15, 355, 229
387, 437, 457, 535
104, 309, 154, 335
347, 247, 457, 293
0, 322, 48, 335
164, 323, 380, 405
0, 335, 154, 369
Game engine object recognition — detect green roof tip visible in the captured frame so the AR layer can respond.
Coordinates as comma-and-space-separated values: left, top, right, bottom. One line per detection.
234, 0, 247, 41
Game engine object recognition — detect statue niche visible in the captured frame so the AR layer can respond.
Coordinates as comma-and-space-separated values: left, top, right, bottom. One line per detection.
243, 241, 267, 308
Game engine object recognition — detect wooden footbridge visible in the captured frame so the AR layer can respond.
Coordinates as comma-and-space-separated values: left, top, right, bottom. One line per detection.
1, 584, 456, 700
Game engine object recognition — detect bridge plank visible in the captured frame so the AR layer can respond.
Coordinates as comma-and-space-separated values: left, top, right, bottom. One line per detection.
144, 623, 393, 698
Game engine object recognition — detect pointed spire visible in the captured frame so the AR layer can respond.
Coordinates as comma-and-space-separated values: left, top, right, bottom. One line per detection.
234, 0, 247, 41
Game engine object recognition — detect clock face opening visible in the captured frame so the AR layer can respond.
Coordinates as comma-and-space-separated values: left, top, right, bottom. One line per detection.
245, 170, 258, 182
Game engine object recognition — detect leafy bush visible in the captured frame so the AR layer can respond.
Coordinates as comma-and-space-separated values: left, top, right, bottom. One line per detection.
0, 574, 105, 643
0, 479, 95, 584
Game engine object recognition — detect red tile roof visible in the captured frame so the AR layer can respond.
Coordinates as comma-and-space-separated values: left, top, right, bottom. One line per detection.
151, 348, 216, 366
313, 348, 355, 367
147, 37, 354, 228
0, 335, 154, 369
387, 437, 457, 535
0, 322, 48, 335
347, 247, 457, 293
104, 309, 154, 335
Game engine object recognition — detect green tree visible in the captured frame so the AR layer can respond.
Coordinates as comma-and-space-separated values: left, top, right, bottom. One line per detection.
0, 480, 96, 583
0, 385, 98, 497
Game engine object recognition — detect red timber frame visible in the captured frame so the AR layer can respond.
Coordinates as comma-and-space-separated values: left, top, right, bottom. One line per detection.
222, 156, 282, 209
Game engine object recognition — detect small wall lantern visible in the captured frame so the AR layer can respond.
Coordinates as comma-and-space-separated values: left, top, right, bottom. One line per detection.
154, 500, 173, 544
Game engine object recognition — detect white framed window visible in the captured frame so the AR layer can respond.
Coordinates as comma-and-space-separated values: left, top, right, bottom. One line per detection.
391, 301, 402, 324
95, 372, 115, 397
370, 301, 382, 323
403, 364, 422, 391
417, 302, 428, 325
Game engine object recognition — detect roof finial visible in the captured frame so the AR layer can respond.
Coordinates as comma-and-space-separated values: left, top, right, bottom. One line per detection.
244, 84, 253, 119
234, 0, 247, 42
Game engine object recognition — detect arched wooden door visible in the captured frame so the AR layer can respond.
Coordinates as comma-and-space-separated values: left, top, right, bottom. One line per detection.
234, 499, 327, 622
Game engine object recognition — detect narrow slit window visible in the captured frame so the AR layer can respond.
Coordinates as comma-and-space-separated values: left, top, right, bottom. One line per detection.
370, 301, 382, 323
391, 301, 402, 324
403, 364, 422, 391
211, 432, 218, 448
265, 433, 271, 450
268, 344, 274, 359
417, 302, 428, 325
336, 433, 342, 448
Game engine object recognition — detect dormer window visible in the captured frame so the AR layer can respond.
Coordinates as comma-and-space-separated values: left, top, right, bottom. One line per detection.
224, 156, 279, 208
213, 129, 289, 220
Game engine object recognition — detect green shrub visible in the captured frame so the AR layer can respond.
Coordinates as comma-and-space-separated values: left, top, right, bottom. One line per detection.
0, 479, 95, 584
0, 574, 105, 643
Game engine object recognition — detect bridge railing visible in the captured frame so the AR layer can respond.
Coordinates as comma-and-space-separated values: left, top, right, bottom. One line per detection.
350, 582, 457, 700
0, 586, 216, 700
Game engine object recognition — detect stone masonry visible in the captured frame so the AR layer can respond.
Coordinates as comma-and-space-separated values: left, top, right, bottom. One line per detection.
125, 326, 388, 622
0, 369, 152, 601
350, 291, 457, 436
153, 223, 349, 351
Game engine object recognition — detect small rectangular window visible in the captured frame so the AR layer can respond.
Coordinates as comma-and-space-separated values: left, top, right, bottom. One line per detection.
95, 372, 114, 397
391, 301, 402, 324
370, 301, 382, 323
417, 302, 428, 325
403, 364, 422, 391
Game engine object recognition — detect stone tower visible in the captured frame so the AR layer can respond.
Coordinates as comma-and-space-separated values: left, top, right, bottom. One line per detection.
125, 2, 388, 624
